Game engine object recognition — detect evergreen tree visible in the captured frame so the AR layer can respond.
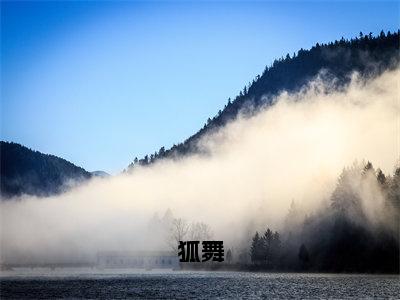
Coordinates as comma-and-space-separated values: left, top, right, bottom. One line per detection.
298, 244, 310, 269
226, 249, 233, 263
376, 168, 386, 185
250, 232, 260, 263
263, 228, 273, 266
270, 231, 281, 268
250, 232, 265, 264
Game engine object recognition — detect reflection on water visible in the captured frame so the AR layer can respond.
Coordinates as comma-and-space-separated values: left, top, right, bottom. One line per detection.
1, 269, 399, 299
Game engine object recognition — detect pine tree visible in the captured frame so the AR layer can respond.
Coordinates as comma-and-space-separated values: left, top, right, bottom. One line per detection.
226, 249, 233, 263
298, 244, 310, 268
250, 232, 260, 263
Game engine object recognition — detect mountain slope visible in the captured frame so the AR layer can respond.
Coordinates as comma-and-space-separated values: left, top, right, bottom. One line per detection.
0, 141, 92, 199
127, 31, 399, 170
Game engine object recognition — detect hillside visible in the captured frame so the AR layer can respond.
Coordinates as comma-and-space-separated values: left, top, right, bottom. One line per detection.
0, 141, 92, 199
127, 31, 399, 170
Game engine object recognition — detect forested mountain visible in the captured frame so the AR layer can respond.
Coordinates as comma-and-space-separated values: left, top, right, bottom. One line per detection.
127, 31, 399, 170
0, 141, 92, 199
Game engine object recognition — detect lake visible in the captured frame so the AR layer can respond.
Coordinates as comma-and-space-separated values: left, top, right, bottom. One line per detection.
1, 269, 399, 299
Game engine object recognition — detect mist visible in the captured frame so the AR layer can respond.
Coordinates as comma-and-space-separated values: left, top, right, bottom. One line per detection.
1, 67, 398, 265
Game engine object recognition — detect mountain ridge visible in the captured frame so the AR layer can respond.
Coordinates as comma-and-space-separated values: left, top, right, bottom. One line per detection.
0, 141, 92, 199
127, 30, 399, 170
1, 31, 398, 198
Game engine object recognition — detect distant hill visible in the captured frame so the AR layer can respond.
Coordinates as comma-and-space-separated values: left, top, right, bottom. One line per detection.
127, 31, 399, 170
0, 141, 92, 199
91, 170, 110, 178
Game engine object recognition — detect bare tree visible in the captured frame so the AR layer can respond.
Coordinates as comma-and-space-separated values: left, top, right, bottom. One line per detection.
167, 218, 189, 252
188, 222, 213, 241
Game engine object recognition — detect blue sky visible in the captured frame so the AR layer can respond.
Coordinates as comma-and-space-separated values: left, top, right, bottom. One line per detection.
1, 1, 399, 173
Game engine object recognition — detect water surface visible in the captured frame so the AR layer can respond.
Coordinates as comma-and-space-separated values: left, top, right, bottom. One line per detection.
1, 269, 399, 299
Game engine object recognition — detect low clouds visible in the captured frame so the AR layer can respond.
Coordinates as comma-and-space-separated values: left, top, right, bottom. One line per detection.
1, 68, 398, 264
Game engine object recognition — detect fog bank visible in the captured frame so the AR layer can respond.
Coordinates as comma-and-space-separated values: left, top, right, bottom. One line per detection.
1, 68, 398, 264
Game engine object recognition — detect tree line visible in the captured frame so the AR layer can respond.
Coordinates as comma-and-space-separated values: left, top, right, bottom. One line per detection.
245, 161, 399, 273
